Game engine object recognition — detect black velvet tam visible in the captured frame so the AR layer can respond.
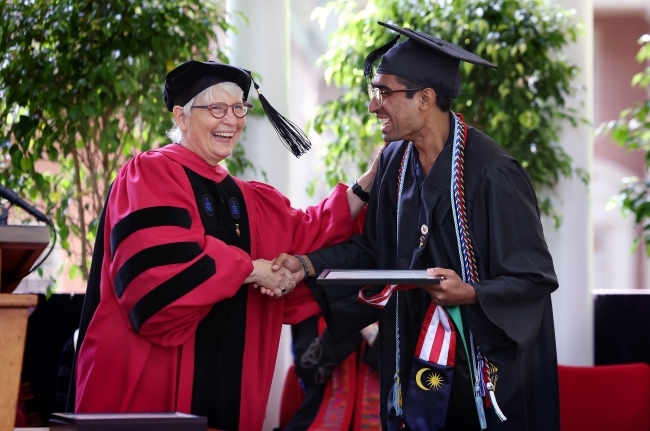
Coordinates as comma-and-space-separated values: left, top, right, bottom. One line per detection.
366, 22, 497, 99
163, 60, 312, 158
164, 61, 252, 112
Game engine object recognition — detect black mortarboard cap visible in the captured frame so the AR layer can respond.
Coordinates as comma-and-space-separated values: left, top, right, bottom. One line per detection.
365, 22, 497, 99
164, 60, 311, 157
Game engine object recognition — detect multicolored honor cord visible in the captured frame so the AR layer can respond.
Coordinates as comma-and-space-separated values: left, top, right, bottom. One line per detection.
450, 112, 507, 427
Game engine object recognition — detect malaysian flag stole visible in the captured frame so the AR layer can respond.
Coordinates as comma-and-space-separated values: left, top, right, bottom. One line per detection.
403, 304, 457, 431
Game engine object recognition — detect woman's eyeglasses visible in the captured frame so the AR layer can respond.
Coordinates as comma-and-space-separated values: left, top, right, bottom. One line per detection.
367, 84, 423, 107
191, 102, 253, 119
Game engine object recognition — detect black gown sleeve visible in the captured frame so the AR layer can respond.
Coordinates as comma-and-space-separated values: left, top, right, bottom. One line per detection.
465, 162, 558, 362
306, 225, 382, 340
304, 147, 397, 341
291, 316, 359, 385
306, 231, 379, 336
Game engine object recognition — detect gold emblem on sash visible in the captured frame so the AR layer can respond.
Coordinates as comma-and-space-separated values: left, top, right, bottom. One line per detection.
487, 361, 499, 391
415, 367, 444, 390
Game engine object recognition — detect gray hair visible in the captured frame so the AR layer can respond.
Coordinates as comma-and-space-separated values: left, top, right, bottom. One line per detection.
166, 82, 245, 143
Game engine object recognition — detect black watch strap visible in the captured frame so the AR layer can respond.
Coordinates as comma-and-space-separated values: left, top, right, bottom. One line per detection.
351, 180, 370, 202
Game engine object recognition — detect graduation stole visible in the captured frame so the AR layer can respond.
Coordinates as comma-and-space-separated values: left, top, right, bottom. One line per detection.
402, 303, 457, 430
308, 317, 357, 431
357, 112, 506, 429
308, 318, 381, 431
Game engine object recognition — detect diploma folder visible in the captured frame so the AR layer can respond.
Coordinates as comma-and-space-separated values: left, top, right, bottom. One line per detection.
49, 412, 207, 431
317, 269, 441, 285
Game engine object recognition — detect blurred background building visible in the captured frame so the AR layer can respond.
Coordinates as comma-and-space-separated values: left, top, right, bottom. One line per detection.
593, 0, 650, 290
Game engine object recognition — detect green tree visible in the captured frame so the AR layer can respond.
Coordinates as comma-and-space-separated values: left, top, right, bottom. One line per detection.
310, 0, 586, 222
0, 0, 251, 281
599, 34, 650, 255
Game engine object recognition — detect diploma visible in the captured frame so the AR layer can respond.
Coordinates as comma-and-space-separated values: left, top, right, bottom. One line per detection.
316, 269, 441, 285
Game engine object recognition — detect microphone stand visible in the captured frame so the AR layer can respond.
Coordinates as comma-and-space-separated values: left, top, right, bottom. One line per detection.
0, 189, 57, 283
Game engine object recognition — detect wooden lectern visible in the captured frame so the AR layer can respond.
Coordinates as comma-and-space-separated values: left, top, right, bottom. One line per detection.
0, 225, 49, 431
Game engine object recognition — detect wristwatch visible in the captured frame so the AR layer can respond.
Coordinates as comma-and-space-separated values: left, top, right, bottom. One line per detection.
351, 180, 370, 202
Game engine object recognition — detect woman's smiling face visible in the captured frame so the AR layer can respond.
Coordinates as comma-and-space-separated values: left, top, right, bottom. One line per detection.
174, 84, 246, 166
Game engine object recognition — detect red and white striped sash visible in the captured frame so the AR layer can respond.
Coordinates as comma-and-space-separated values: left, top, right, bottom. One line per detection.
358, 284, 416, 308
415, 304, 456, 367
358, 285, 456, 367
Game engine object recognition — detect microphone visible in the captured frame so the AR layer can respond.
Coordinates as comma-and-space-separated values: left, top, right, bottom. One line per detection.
0, 184, 53, 227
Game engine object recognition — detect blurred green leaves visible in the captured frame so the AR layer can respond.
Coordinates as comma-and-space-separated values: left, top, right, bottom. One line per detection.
0, 0, 235, 280
309, 0, 586, 222
599, 34, 650, 255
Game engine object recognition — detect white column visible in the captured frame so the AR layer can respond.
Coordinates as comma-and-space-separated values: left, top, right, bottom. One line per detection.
226, 0, 292, 196
225, 2, 294, 430
546, 0, 594, 365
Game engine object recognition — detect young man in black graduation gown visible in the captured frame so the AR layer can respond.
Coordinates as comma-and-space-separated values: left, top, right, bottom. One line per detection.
275, 23, 560, 431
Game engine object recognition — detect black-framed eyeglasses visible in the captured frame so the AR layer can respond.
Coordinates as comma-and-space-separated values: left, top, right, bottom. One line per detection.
367, 84, 424, 107
191, 102, 253, 119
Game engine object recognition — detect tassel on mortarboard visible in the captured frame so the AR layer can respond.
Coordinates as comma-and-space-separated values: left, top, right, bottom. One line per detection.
364, 34, 401, 79
252, 80, 311, 158
164, 61, 310, 157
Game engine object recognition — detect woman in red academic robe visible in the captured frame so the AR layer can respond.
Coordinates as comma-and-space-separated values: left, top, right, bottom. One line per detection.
73, 60, 376, 431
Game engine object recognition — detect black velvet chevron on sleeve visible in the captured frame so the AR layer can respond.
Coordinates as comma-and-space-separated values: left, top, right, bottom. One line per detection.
110, 206, 192, 258
114, 242, 203, 298
129, 254, 216, 333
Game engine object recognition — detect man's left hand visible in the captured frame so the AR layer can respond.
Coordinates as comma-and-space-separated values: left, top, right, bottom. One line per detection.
421, 268, 477, 306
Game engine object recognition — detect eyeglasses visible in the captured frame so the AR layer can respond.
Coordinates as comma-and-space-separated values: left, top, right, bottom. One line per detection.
367, 84, 424, 107
191, 102, 253, 119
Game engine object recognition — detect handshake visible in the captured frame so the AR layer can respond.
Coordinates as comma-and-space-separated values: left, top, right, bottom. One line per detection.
243, 253, 478, 307
244, 253, 312, 298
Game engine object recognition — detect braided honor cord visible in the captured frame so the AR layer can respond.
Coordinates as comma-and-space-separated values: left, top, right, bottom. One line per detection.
393, 141, 413, 417
450, 112, 507, 427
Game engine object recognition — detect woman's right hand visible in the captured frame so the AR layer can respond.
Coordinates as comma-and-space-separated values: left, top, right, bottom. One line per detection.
245, 259, 297, 298
347, 142, 387, 218
356, 141, 387, 191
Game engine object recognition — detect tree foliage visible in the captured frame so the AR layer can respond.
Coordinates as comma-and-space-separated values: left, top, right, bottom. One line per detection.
0, 0, 245, 281
599, 34, 650, 255
309, 0, 585, 222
